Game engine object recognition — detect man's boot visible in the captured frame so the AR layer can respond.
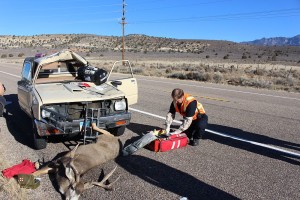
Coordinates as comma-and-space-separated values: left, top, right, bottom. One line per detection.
191, 139, 199, 146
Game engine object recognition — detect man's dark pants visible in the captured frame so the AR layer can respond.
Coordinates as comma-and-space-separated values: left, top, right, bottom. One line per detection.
185, 114, 208, 140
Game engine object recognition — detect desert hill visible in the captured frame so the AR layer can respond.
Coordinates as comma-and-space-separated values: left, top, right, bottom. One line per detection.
0, 34, 299, 66
0, 34, 299, 92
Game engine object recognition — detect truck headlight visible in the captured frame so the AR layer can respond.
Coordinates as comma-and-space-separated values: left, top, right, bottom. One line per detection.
114, 99, 126, 111
41, 107, 55, 118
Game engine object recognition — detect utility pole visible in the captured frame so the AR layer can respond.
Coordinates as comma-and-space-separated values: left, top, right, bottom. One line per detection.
121, 0, 127, 63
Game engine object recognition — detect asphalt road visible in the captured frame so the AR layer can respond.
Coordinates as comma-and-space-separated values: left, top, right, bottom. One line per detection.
0, 62, 300, 200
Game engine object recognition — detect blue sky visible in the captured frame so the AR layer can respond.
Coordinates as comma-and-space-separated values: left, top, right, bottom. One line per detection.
1, 0, 299, 42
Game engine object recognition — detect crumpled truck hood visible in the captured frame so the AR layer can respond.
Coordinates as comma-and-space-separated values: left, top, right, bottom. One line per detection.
35, 82, 124, 104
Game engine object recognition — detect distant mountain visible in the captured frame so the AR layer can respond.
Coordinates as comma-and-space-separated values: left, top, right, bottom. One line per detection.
241, 35, 300, 46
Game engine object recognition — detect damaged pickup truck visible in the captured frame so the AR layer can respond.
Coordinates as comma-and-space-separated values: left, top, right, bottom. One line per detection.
17, 50, 138, 149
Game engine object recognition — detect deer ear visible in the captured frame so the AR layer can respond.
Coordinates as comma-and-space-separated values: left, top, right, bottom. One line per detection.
65, 164, 76, 185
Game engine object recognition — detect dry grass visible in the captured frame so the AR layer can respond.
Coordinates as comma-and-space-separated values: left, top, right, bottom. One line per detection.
0, 160, 27, 200
87, 57, 300, 92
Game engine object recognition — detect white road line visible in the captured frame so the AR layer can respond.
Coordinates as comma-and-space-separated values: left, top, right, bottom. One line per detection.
140, 79, 300, 101
0, 70, 20, 78
129, 107, 300, 158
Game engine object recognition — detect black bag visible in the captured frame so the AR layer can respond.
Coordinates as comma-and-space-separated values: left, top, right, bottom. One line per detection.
77, 66, 108, 85
94, 68, 108, 85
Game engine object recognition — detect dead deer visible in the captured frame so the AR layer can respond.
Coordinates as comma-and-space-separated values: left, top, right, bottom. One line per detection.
32, 125, 122, 200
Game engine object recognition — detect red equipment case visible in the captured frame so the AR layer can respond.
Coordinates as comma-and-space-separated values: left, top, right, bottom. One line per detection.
147, 133, 188, 152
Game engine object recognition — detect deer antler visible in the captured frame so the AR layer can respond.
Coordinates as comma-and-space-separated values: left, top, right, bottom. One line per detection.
65, 144, 81, 185
83, 166, 120, 191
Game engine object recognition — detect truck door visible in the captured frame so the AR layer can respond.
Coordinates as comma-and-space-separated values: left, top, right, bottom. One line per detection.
17, 60, 34, 115
107, 60, 138, 105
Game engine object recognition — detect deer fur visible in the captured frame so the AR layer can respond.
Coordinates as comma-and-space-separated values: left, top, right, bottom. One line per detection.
32, 130, 122, 200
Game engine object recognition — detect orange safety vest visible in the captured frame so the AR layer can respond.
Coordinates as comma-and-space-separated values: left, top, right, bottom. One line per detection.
174, 93, 205, 120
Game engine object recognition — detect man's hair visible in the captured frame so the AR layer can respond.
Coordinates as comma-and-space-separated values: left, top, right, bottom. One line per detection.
171, 88, 184, 99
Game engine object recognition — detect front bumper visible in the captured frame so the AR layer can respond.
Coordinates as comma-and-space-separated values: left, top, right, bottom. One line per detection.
35, 112, 131, 137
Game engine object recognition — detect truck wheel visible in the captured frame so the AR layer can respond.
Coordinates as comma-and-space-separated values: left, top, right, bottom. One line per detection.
32, 122, 47, 149
110, 126, 126, 136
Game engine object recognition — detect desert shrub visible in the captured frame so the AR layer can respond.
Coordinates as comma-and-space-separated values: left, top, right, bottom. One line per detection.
229, 65, 236, 72
18, 53, 24, 57
242, 55, 247, 59
204, 65, 213, 72
8, 54, 13, 57
269, 69, 286, 78
149, 64, 156, 69
239, 77, 252, 86
133, 68, 144, 74
168, 73, 187, 80
244, 66, 253, 74
186, 72, 211, 81
165, 68, 172, 74
253, 78, 272, 89
292, 70, 299, 78
213, 72, 223, 83
227, 77, 240, 85
274, 78, 288, 86
223, 54, 229, 59
240, 77, 272, 89
171, 66, 181, 71
1, 54, 7, 58
219, 67, 229, 73
184, 66, 197, 72
206, 55, 210, 58
254, 67, 267, 76
286, 76, 297, 86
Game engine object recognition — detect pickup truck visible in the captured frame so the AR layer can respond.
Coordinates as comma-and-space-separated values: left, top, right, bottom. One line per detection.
17, 50, 138, 149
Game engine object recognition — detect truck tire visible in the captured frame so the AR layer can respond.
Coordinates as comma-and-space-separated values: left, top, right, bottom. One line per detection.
110, 126, 126, 136
32, 121, 47, 149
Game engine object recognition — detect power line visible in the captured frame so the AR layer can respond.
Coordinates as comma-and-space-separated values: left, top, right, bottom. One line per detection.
128, 0, 232, 12
129, 8, 300, 24
7, 3, 122, 12
33, 11, 122, 18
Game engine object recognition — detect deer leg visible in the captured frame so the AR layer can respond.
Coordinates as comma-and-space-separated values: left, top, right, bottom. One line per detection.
91, 122, 113, 136
31, 165, 54, 176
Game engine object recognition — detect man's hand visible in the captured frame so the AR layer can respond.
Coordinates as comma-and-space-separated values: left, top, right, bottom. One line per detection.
165, 112, 174, 135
